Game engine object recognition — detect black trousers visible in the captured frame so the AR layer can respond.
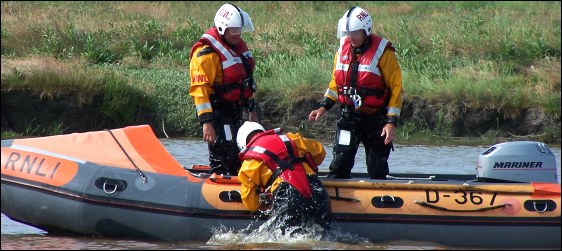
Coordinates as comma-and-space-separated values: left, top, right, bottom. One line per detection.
207, 105, 243, 176
328, 106, 393, 179
269, 175, 332, 235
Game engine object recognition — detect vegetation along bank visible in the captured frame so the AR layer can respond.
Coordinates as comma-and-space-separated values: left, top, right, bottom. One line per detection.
1, 2, 560, 145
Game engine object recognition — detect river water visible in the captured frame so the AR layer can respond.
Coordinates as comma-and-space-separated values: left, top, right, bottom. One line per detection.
2, 138, 561, 250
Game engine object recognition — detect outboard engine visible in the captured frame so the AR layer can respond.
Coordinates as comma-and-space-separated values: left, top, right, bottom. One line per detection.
477, 141, 558, 183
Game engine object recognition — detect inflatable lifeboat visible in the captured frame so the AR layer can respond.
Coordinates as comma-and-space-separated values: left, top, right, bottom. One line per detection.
1, 125, 560, 248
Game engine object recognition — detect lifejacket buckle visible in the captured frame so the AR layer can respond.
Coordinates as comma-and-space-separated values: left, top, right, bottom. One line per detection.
243, 77, 256, 92
342, 86, 357, 95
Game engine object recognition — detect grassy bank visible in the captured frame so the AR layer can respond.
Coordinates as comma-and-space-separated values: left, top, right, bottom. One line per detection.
1, 1, 560, 143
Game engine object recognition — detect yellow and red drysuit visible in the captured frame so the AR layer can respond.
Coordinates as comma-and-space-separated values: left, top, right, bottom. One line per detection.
189, 27, 257, 175
320, 34, 404, 179
238, 129, 332, 234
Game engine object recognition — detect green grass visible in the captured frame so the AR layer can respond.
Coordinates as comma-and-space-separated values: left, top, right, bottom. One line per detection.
1, 58, 154, 129
109, 66, 199, 136
3, 118, 67, 138
1, 1, 560, 140
1, 130, 22, 140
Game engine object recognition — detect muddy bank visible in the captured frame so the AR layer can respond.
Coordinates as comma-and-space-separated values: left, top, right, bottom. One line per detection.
257, 95, 561, 144
1, 90, 560, 144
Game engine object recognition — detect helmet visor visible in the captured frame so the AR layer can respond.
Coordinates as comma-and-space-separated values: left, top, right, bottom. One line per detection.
228, 27, 242, 35
336, 16, 347, 39
241, 11, 254, 33
347, 29, 365, 38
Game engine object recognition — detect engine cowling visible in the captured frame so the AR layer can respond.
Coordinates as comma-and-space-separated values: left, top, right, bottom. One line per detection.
476, 141, 558, 183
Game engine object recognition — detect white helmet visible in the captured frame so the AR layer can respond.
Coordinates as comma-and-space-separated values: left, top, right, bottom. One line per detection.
336, 6, 372, 39
214, 3, 255, 36
236, 121, 265, 150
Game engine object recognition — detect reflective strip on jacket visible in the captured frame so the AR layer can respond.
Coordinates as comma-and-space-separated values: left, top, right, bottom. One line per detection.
238, 132, 326, 212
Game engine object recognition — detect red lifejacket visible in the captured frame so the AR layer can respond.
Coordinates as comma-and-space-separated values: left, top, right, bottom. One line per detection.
190, 27, 255, 102
335, 34, 395, 109
238, 128, 314, 198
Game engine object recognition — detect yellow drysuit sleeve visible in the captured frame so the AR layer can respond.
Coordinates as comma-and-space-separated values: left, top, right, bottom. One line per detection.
379, 49, 404, 123
189, 45, 223, 124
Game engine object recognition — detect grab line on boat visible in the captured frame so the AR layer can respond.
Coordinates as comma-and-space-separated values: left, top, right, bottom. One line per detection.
415, 201, 506, 212
386, 175, 436, 180
107, 129, 148, 184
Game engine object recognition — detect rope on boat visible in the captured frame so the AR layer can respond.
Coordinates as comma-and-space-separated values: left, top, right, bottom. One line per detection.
386, 175, 436, 180
330, 195, 360, 202
415, 201, 506, 212
322, 181, 535, 194
107, 129, 148, 184
330, 187, 361, 202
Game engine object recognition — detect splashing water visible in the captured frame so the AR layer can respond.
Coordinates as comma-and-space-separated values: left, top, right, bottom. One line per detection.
206, 211, 373, 247
207, 178, 375, 247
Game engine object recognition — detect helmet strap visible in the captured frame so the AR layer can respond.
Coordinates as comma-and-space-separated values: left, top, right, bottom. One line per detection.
230, 3, 245, 27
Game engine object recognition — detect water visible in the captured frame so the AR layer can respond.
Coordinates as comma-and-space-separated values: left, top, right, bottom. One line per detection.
2, 139, 561, 250
164, 138, 562, 178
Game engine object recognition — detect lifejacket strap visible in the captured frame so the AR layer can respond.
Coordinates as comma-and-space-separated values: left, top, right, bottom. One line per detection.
319, 97, 336, 110
246, 98, 256, 112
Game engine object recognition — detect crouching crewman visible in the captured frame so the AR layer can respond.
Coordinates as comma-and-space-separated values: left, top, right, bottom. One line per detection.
236, 121, 332, 236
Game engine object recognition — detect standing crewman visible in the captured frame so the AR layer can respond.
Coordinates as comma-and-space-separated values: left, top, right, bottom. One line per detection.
189, 3, 259, 175
308, 6, 404, 179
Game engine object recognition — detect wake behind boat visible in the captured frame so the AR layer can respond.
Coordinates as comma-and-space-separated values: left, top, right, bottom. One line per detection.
1, 125, 560, 248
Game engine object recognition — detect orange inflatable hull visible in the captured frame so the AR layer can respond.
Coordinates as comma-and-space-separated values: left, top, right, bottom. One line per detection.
2, 125, 560, 248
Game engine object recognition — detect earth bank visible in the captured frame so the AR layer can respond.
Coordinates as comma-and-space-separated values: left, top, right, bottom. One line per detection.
1, 90, 559, 144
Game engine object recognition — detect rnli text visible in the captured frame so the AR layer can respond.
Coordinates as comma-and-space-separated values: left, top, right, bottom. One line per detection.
3, 152, 60, 178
